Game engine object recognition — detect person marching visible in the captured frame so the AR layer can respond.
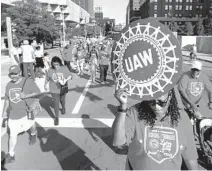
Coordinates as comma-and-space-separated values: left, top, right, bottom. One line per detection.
76, 46, 86, 76
88, 46, 99, 83
62, 42, 74, 72
99, 45, 110, 84
44, 56, 72, 125
2, 65, 40, 163
34, 46, 45, 78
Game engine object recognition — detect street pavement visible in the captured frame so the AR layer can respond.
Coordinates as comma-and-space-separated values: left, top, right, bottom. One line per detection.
1, 49, 212, 170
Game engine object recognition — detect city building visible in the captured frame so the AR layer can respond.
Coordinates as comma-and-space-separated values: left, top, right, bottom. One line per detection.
126, 0, 141, 25
71, 0, 94, 18
94, 6, 103, 20
139, 0, 211, 32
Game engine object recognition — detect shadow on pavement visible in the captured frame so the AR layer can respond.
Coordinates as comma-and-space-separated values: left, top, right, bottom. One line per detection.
39, 95, 55, 119
81, 114, 128, 155
1, 151, 7, 170
107, 104, 117, 116
37, 125, 100, 170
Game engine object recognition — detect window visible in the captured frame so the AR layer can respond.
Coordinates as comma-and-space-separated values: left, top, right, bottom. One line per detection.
190, 6, 192, 10
190, 0, 193, 2
165, 5, 168, 10
196, 14, 198, 17
200, 14, 202, 17
186, 0, 189, 2
154, 5, 157, 10
179, 14, 182, 17
169, 5, 172, 10
165, 14, 168, 17
196, 6, 199, 8
155, 0, 157, 2
179, 0, 182, 2
169, 0, 172, 2
154, 14, 157, 17
175, 13, 178, 17
179, 22, 182, 24
186, 5, 189, 10
165, 0, 168, 2
200, 6, 203, 9
179, 5, 182, 10
176, 5, 179, 10
176, 0, 178, 2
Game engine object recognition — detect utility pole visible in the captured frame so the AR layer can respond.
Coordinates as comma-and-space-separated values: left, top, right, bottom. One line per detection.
6, 17, 13, 62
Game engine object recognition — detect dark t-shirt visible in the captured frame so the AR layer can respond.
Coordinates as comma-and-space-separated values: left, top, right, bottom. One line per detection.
5, 78, 40, 120
125, 104, 198, 170
47, 66, 71, 94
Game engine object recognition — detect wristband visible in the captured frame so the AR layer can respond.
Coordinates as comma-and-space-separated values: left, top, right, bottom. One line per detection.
117, 106, 128, 113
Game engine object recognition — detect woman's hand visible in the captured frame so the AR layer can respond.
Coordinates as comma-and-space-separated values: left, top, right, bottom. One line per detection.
115, 89, 128, 107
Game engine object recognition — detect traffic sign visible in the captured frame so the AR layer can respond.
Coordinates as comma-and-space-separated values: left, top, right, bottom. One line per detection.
111, 19, 183, 100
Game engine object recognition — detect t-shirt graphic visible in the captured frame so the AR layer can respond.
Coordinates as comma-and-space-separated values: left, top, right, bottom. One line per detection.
144, 126, 179, 164
52, 73, 64, 82
190, 82, 204, 97
9, 88, 22, 104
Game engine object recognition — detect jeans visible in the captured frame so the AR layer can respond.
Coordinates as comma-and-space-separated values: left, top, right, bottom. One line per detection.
51, 93, 66, 118
99, 65, 109, 82
23, 62, 35, 79
64, 61, 72, 72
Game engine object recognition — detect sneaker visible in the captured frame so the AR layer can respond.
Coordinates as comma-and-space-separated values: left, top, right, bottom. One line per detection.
61, 108, 66, 115
4, 154, 15, 164
29, 134, 37, 145
54, 118, 59, 126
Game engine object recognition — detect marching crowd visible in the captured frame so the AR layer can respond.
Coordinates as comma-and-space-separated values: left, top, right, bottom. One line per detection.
1, 36, 212, 170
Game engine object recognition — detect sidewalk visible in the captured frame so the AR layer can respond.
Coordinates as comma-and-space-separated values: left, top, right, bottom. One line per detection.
182, 50, 212, 63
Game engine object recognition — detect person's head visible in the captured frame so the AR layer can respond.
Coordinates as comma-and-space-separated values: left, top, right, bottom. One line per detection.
8, 65, 22, 82
191, 61, 202, 78
36, 46, 41, 50
138, 89, 180, 127
23, 40, 29, 45
51, 56, 63, 70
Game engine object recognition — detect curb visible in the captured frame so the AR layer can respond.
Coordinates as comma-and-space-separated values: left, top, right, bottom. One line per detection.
183, 55, 212, 63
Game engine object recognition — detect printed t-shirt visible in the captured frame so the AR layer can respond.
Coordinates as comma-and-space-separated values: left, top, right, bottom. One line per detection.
47, 66, 71, 94
125, 103, 198, 170
5, 78, 40, 120
178, 71, 212, 105
99, 51, 110, 65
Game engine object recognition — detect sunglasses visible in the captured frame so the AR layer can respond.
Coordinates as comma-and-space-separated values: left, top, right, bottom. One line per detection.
148, 94, 171, 107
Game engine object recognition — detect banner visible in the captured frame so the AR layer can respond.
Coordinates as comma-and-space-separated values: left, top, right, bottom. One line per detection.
111, 19, 182, 100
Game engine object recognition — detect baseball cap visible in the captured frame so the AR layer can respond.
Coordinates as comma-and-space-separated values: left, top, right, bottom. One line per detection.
9, 65, 21, 75
191, 61, 202, 71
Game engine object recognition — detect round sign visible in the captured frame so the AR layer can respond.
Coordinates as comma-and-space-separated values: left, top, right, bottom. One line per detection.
111, 19, 183, 100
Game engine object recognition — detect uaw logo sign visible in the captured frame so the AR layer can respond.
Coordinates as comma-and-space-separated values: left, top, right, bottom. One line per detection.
190, 82, 204, 97
144, 126, 179, 164
9, 88, 22, 104
111, 19, 182, 100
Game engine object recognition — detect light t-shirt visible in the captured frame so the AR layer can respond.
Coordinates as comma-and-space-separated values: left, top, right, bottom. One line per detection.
99, 51, 110, 65
21, 45, 35, 63
47, 66, 71, 94
125, 103, 198, 170
178, 71, 212, 105
5, 78, 40, 120
34, 50, 43, 58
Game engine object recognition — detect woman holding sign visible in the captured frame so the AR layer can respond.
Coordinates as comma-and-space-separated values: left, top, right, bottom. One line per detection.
112, 88, 199, 170
44, 56, 72, 125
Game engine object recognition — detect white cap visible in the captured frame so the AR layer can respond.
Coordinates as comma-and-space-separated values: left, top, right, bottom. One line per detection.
191, 61, 202, 70
23, 40, 29, 45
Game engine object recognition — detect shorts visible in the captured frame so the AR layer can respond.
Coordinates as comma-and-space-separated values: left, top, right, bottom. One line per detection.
35, 57, 44, 68
8, 116, 35, 136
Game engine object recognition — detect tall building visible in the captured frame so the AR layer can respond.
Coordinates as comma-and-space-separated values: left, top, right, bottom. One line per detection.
94, 6, 103, 20
71, 0, 94, 18
139, 0, 211, 30
126, 0, 141, 24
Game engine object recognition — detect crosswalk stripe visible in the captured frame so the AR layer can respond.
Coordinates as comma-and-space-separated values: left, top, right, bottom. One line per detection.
72, 80, 92, 115
35, 118, 114, 128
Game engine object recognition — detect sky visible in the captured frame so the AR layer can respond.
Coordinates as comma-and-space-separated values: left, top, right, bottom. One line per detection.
94, 0, 129, 24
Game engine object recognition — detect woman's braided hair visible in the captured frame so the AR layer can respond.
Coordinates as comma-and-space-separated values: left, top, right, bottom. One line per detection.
136, 88, 181, 127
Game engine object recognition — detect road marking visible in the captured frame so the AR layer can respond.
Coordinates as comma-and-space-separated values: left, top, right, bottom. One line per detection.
72, 80, 92, 114
1, 118, 114, 137
35, 118, 114, 128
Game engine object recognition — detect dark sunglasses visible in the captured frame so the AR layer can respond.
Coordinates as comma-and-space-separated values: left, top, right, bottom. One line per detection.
148, 94, 171, 107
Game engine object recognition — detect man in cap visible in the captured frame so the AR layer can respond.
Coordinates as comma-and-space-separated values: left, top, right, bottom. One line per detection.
2, 65, 40, 163
20, 40, 35, 80
178, 60, 212, 117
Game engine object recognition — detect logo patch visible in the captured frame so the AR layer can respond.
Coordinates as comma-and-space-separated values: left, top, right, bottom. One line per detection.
144, 126, 179, 164
52, 73, 64, 82
190, 82, 204, 97
9, 88, 22, 104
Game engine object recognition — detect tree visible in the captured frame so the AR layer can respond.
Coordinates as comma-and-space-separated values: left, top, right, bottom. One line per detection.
4, 0, 60, 44
195, 18, 205, 36
185, 22, 194, 35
